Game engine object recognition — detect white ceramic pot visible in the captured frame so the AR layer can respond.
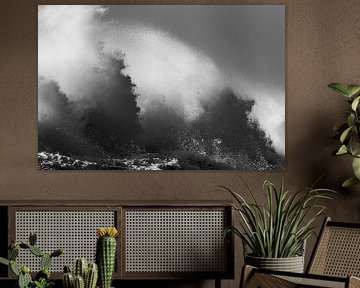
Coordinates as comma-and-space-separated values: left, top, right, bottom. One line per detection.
245, 254, 305, 273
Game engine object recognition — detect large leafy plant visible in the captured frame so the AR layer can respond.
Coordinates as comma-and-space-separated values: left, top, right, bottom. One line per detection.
328, 83, 360, 187
220, 179, 334, 258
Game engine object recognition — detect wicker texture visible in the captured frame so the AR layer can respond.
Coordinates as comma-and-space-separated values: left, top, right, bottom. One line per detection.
249, 273, 296, 288
242, 266, 295, 288
277, 275, 345, 288
241, 219, 360, 288
309, 226, 360, 277
15, 211, 115, 272
125, 210, 227, 272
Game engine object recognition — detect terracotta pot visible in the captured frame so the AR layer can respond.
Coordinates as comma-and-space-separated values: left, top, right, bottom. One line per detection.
245, 254, 305, 273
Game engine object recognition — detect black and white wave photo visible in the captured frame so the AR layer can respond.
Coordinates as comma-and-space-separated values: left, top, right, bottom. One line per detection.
38, 5, 285, 170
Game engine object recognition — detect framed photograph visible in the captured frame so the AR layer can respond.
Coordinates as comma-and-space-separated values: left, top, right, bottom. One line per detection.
38, 5, 285, 170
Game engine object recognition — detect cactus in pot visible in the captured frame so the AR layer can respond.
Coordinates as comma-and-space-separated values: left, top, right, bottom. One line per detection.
0, 232, 63, 288
62, 259, 98, 288
96, 227, 118, 288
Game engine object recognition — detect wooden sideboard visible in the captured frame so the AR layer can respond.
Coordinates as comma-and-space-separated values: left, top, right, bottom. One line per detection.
0, 201, 234, 288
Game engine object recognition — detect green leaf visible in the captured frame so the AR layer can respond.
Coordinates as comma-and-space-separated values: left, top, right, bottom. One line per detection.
350, 135, 360, 156
10, 261, 20, 276
336, 144, 348, 155
347, 85, 360, 97
347, 114, 356, 128
340, 126, 353, 143
352, 157, 360, 179
221, 179, 335, 258
0, 257, 9, 266
342, 177, 360, 188
347, 141, 354, 155
351, 96, 360, 111
328, 83, 350, 97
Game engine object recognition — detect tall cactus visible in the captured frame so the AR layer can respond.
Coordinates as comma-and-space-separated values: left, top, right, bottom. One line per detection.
96, 227, 118, 288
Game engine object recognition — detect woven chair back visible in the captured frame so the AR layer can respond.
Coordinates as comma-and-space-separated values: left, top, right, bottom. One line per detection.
308, 219, 360, 278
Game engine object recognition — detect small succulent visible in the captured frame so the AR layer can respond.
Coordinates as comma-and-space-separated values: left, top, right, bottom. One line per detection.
0, 232, 63, 288
32, 278, 54, 288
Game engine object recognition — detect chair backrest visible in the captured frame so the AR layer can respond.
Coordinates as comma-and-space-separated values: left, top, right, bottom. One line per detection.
307, 217, 360, 277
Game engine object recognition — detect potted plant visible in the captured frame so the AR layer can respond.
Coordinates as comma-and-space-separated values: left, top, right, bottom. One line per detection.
61, 227, 118, 288
0, 232, 63, 288
62, 258, 98, 288
219, 178, 334, 273
328, 83, 360, 187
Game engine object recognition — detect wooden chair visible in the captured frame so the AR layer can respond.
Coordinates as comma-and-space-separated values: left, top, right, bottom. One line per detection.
241, 217, 360, 288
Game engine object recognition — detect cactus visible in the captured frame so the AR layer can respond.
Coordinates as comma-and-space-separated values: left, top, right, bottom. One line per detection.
41, 253, 52, 270
63, 272, 74, 288
21, 265, 30, 274
73, 275, 85, 288
29, 232, 37, 246
0, 232, 64, 288
85, 263, 98, 288
62, 265, 74, 288
29, 245, 44, 257
96, 227, 118, 288
51, 248, 64, 258
74, 258, 88, 279
19, 243, 29, 249
63, 260, 98, 288
18, 269, 32, 288
9, 246, 19, 260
